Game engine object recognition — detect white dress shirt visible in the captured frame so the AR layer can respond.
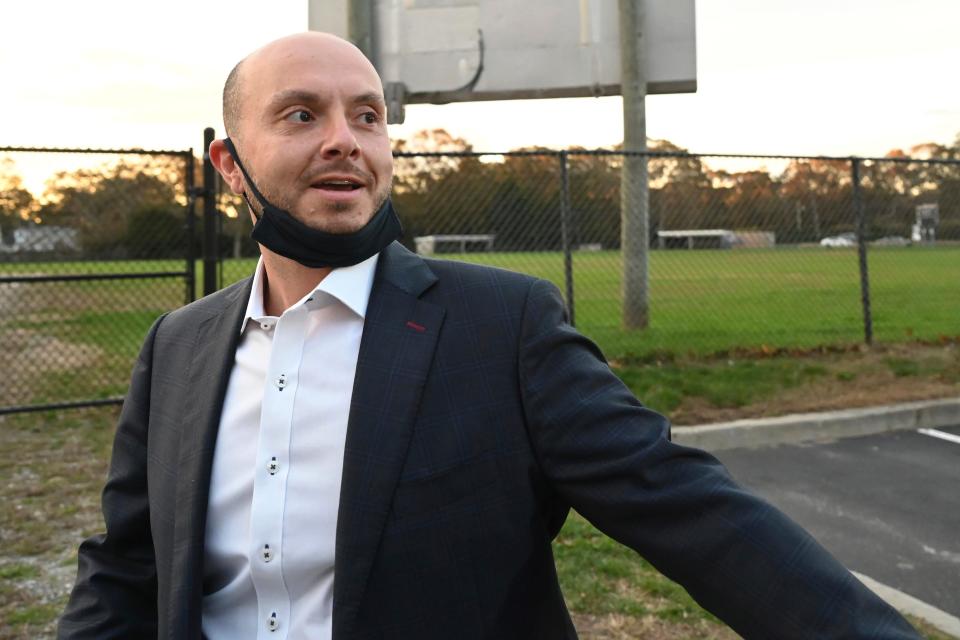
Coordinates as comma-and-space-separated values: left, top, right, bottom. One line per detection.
201, 253, 379, 640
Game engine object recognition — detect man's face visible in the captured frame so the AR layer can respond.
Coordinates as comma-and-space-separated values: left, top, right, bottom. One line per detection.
232, 35, 393, 234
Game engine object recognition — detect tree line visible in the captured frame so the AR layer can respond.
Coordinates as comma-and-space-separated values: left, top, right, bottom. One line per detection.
390, 131, 960, 251
1, 130, 958, 260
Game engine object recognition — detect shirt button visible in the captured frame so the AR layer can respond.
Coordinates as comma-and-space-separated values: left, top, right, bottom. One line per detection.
268, 457, 279, 475
276, 374, 286, 391
260, 322, 272, 331
262, 544, 273, 563
267, 612, 279, 632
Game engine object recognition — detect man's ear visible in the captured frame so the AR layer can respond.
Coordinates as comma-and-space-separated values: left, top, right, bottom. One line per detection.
209, 138, 246, 195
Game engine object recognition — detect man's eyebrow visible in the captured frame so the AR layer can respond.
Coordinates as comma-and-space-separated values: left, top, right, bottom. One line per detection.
267, 89, 323, 110
351, 92, 387, 111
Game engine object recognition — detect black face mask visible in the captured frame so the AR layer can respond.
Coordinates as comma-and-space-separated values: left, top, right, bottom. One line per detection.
223, 137, 402, 269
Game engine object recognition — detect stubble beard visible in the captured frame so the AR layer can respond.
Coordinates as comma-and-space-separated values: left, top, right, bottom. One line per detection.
316, 179, 392, 234
251, 176, 393, 235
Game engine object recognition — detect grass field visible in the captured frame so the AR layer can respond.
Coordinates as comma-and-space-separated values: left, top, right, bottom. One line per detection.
0, 408, 953, 639
215, 245, 959, 357
2, 248, 956, 637
2, 245, 957, 408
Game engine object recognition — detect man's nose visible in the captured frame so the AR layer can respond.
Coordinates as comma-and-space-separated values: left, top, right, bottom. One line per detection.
319, 112, 360, 159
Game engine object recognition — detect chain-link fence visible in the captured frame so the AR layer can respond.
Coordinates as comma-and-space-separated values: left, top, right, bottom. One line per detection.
215, 150, 958, 361
0, 147, 196, 414
383, 150, 959, 360
3, 145, 957, 414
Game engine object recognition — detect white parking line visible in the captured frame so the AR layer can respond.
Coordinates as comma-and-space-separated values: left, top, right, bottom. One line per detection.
918, 428, 960, 445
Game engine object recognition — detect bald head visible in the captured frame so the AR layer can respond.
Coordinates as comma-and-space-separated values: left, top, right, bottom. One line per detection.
222, 32, 382, 138
210, 31, 394, 236
222, 60, 245, 137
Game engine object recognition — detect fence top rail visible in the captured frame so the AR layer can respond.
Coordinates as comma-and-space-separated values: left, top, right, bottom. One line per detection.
4, 145, 956, 165
0, 145, 193, 157
392, 148, 960, 165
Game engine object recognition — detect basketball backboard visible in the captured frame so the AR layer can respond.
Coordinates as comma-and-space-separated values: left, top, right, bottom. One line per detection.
309, 0, 696, 109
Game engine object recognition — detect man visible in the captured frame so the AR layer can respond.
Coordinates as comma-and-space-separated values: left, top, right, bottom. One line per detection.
59, 32, 920, 639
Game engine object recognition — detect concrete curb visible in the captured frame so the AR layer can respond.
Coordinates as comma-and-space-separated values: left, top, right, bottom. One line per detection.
853, 572, 960, 639
672, 397, 960, 451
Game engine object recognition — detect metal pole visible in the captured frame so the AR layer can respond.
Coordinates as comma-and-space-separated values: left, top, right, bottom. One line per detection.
184, 150, 196, 304
619, 0, 650, 329
202, 127, 218, 297
851, 158, 873, 345
217, 185, 224, 291
348, 0, 374, 59
559, 151, 576, 326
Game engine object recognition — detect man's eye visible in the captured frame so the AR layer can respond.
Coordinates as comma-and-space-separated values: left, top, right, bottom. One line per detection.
286, 110, 312, 123
361, 112, 379, 125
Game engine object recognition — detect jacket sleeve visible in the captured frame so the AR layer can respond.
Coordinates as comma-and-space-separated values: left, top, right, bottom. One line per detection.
517, 279, 920, 639
58, 313, 167, 639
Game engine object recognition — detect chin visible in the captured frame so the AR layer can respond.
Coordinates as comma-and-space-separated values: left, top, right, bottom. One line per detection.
314, 209, 372, 234
294, 199, 369, 234
319, 220, 368, 234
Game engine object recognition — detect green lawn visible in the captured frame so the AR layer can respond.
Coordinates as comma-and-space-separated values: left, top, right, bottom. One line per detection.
429, 246, 959, 358
0, 408, 949, 639
2, 245, 957, 408
219, 245, 958, 357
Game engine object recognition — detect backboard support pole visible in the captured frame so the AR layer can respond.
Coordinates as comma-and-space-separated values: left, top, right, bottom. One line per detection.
348, 0, 374, 61
619, 0, 650, 330
348, 0, 406, 123
385, 81, 407, 125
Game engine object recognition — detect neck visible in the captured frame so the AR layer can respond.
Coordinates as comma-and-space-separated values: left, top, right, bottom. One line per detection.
259, 245, 332, 317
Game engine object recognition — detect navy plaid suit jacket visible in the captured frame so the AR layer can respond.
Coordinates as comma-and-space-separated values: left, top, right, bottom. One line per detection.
59, 241, 919, 639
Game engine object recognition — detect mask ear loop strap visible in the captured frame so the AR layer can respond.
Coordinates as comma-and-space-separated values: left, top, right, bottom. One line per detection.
223, 138, 271, 219
241, 193, 261, 220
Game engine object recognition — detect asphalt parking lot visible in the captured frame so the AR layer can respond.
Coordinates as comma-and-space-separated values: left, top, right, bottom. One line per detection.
715, 425, 960, 617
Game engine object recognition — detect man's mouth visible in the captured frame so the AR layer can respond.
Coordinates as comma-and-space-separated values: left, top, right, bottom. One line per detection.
312, 178, 364, 192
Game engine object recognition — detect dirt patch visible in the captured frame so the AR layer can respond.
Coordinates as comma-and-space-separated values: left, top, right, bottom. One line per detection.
1, 277, 183, 318
0, 282, 28, 316
572, 613, 740, 640
669, 343, 960, 425
0, 409, 115, 639
0, 328, 103, 405
0, 329, 102, 372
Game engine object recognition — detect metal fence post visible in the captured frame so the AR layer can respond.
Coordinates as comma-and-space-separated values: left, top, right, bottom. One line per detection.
559, 150, 575, 326
216, 181, 225, 291
184, 150, 197, 304
202, 127, 218, 297
851, 158, 873, 345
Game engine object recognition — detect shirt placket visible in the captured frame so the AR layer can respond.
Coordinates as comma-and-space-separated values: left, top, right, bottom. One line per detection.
249, 304, 309, 639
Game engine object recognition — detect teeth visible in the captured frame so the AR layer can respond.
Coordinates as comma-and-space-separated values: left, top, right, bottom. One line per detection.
323, 180, 355, 186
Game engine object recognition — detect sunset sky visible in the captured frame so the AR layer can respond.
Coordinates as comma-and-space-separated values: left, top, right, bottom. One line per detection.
3, 0, 959, 193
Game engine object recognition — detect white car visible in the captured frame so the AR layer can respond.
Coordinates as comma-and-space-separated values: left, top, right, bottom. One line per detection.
820, 233, 856, 248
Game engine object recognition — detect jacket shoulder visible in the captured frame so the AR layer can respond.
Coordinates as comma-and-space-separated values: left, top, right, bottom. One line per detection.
161, 277, 251, 331
421, 256, 540, 293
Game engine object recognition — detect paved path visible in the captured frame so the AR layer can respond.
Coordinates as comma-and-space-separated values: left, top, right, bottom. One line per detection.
715, 425, 960, 618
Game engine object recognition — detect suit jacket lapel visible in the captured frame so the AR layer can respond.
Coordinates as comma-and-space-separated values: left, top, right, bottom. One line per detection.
334, 242, 444, 637
170, 278, 251, 638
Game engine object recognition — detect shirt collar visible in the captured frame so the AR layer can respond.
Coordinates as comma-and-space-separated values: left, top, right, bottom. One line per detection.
240, 253, 380, 334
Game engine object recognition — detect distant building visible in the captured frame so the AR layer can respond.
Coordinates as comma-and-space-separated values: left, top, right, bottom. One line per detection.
414, 234, 496, 255
657, 229, 736, 250
656, 229, 776, 250
732, 231, 776, 248
912, 203, 939, 243
0, 225, 80, 253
